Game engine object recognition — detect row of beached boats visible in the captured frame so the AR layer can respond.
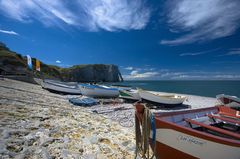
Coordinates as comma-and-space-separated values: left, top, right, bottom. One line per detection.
40, 79, 240, 107
40, 79, 187, 105
40, 79, 240, 158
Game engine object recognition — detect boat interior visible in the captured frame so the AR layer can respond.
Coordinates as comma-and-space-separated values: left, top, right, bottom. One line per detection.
157, 107, 240, 140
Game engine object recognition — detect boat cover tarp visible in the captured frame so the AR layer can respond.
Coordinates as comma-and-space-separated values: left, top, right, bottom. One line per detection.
69, 97, 98, 106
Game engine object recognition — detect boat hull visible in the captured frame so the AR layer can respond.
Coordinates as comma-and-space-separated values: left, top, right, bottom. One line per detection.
80, 85, 119, 97
151, 124, 240, 159
42, 81, 81, 95
139, 90, 186, 105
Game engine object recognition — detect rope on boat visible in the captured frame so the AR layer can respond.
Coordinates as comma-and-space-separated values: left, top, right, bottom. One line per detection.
135, 104, 156, 159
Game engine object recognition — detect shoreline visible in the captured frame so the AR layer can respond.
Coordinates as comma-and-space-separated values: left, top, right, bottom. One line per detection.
0, 78, 218, 158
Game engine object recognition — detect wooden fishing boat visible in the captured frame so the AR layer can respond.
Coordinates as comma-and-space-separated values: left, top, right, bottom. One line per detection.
79, 84, 119, 97
119, 89, 141, 100
41, 79, 81, 95
134, 103, 240, 159
217, 94, 240, 108
138, 89, 186, 105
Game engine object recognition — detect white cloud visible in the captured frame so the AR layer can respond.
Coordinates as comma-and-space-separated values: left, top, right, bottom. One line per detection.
56, 60, 61, 63
125, 66, 134, 70
0, 29, 19, 35
0, 0, 150, 31
130, 70, 139, 76
123, 70, 159, 80
161, 0, 240, 45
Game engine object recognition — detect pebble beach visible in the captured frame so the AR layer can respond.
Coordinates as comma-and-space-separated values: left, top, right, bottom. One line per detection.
0, 78, 218, 159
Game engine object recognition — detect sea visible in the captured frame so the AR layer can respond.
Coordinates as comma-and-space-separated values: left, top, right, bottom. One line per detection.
109, 80, 240, 98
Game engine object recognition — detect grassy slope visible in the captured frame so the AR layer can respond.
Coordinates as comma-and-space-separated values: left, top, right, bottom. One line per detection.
0, 45, 61, 79
0, 43, 121, 82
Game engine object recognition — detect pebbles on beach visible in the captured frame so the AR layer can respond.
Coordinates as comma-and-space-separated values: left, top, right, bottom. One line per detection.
0, 79, 135, 158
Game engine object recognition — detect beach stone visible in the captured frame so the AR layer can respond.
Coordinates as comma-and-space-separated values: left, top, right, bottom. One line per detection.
82, 154, 96, 159
61, 149, 69, 158
97, 153, 108, 159
41, 138, 54, 147
6, 140, 24, 153
9, 129, 29, 138
90, 135, 98, 144
2, 130, 10, 139
0, 141, 7, 153
62, 137, 69, 144
14, 153, 26, 159
41, 147, 52, 159
122, 140, 131, 147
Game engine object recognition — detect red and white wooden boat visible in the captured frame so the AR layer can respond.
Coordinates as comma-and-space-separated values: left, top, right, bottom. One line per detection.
134, 103, 240, 159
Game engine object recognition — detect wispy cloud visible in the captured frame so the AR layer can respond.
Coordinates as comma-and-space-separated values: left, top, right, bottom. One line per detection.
224, 48, 240, 56
161, 0, 240, 45
167, 72, 240, 80
0, 0, 150, 31
56, 60, 61, 64
123, 69, 240, 80
180, 48, 219, 56
212, 61, 240, 64
0, 29, 19, 35
218, 48, 240, 56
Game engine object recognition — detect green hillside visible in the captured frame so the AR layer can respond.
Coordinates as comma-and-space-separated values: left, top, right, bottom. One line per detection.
0, 42, 123, 82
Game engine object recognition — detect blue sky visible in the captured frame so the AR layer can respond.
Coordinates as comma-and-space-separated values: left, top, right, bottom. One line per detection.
0, 0, 240, 80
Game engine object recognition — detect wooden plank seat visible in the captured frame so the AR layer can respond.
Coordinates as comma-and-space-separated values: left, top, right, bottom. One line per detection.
185, 118, 240, 140
207, 114, 240, 125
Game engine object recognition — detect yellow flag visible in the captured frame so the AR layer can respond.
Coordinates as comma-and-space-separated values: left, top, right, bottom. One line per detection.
36, 60, 40, 71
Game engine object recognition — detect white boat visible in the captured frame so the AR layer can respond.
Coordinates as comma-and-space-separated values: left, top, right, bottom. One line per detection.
138, 89, 186, 105
119, 89, 141, 100
41, 79, 81, 95
216, 94, 240, 108
79, 84, 119, 97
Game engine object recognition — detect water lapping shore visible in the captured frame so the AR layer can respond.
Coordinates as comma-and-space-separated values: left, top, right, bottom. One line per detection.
0, 79, 218, 158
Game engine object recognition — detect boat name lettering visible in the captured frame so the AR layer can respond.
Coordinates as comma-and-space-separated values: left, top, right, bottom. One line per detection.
177, 135, 206, 146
